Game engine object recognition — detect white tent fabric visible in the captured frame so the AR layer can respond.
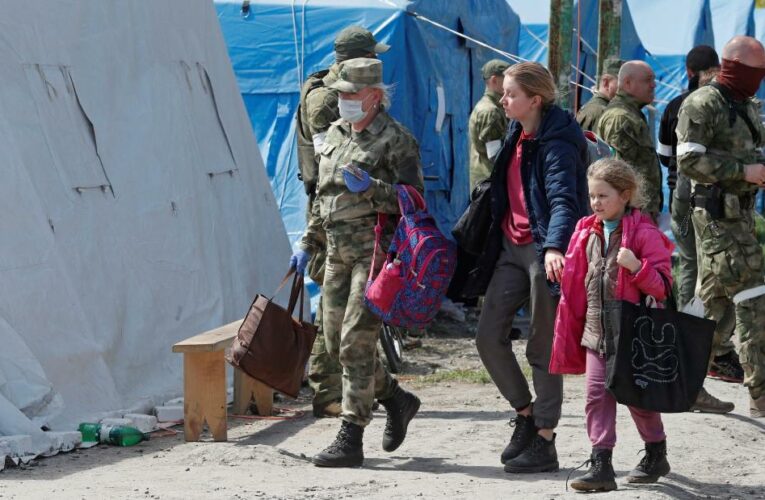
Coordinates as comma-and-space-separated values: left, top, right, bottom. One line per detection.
0, 0, 292, 455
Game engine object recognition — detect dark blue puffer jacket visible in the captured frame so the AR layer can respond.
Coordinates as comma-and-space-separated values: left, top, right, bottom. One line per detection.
469, 104, 588, 296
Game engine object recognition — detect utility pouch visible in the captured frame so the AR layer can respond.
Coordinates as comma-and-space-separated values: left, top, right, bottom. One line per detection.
723, 193, 742, 219
692, 184, 723, 220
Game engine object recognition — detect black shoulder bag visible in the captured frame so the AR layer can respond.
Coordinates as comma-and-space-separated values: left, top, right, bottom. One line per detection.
605, 276, 715, 413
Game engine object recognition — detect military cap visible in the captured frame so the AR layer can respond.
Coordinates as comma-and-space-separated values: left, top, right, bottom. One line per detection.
602, 57, 624, 77
335, 26, 390, 62
329, 58, 383, 93
482, 59, 511, 80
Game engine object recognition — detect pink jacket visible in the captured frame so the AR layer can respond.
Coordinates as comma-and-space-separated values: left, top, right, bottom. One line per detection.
549, 208, 674, 375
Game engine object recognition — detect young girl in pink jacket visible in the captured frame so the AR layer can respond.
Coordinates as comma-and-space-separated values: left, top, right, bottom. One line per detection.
550, 158, 674, 492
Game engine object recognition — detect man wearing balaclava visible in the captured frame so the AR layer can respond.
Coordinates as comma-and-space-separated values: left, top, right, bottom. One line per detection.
676, 35, 765, 419
659, 46, 745, 397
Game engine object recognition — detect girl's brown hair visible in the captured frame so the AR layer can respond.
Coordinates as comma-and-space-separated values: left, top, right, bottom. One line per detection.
503, 62, 557, 106
587, 158, 647, 209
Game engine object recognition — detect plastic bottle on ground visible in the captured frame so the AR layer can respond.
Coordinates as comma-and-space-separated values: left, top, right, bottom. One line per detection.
78, 423, 148, 446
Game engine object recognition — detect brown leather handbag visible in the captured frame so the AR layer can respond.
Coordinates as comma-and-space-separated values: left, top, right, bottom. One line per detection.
225, 270, 317, 398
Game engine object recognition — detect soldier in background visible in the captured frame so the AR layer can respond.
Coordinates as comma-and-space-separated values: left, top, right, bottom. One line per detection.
658, 46, 744, 386
469, 59, 510, 188
576, 57, 623, 132
597, 61, 663, 220
676, 35, 765, 418
295, 26, 390, 418
291, 58, 424, 466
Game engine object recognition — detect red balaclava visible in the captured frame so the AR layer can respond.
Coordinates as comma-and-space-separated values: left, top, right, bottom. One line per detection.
716, 58, 765, 100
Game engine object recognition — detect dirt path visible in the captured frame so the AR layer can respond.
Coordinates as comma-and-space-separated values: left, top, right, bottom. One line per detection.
2, 313, 764, 499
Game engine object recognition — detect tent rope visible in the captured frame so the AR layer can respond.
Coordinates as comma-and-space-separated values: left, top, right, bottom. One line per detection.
407, 11, 527, 64
523, 24, 548, 49
290, 0, 303, 89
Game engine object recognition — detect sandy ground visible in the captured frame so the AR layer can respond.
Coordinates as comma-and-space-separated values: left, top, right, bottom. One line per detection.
2, 312, 764, 500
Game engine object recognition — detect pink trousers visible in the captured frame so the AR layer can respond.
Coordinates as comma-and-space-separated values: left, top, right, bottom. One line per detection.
585, 348, 666, 449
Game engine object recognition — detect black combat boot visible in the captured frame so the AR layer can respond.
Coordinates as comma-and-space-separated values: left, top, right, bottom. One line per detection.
500, 414, 537, 464
504, 433, 559, 473
569, 448, 617, 492
378, 380, 421, 452
313, 420, 364, 468
627, 440, 670, 483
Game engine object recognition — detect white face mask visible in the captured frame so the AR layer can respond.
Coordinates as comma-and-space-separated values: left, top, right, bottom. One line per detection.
338, 97, 367, 123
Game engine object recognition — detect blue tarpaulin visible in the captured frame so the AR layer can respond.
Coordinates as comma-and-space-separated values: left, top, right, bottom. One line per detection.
512, 0, 763, 212
215, 0, 520, 247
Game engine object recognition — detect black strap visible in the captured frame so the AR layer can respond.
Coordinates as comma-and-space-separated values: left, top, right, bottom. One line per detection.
710, 82, 761, 145
638, 273, 677, 313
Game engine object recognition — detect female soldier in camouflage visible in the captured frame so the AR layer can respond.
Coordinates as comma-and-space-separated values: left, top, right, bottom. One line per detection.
290, 57, 424, 467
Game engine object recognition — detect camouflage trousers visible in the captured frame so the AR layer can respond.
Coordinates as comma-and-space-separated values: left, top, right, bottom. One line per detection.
693, 207, 765, 398
322, 223, 394, 427
672, 178, 734, 356
307, 296, 343, 406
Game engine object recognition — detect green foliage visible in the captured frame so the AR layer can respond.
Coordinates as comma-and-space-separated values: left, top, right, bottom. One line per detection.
417, 368, 492, 385
756, 213, 765, 261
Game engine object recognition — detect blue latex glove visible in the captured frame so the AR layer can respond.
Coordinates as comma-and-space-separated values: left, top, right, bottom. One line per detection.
342, 166, 371, 193
289, 249, 311, 274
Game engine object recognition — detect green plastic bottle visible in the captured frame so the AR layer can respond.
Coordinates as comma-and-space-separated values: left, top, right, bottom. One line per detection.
78, 423, 147, 446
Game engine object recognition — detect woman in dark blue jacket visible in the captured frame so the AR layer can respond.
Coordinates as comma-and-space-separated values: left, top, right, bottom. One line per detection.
472, 62, 588, 474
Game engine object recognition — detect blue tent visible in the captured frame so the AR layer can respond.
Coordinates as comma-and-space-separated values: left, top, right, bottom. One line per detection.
214, 0, 521, 255
512, 0, 763, 212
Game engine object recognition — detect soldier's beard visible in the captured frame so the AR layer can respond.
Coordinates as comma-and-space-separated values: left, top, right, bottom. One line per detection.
717, 58, 765, 100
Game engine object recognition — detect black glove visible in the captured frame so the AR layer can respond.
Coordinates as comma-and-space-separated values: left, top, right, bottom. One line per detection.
667, 169, 678, 191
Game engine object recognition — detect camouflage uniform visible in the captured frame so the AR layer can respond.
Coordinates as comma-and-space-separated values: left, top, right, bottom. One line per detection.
469, 59, 509, 188
469, 91, 507, 188
597, 90, 663, 215
576, 58, 623, 133
576, 91, 610, 133
296, 27, 390, 410
676, 83, 765, 399
300, 59, 424, 427
299, 64, 342, 408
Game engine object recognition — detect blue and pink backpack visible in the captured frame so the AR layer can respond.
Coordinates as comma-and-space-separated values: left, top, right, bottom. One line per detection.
364, 184, 457, 328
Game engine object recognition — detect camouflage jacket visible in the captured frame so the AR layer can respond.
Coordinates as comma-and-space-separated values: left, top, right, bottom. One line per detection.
300, 111, 424, 253
296, 64, 341, 195
676, 82, 765, 195
576, 91, 610, 132
468, 90, 507, 188
597, 91, 663, 214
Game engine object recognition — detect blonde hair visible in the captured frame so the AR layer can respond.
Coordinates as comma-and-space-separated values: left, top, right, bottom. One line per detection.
587, 158, 647, 209
503, 62, 557, 107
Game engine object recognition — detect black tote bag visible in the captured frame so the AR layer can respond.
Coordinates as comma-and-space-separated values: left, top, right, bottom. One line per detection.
605, 281, 715, 413
452, 179, 492, 256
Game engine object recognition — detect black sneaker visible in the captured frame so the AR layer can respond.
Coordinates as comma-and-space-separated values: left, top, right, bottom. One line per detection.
708, 351, 744, 383
627, 440, 670, 483
500, 414, 536, 464
378, 380, 420, 452
569, 448, 617, 492
504, 433, 559, 473
313, 420, 364, 468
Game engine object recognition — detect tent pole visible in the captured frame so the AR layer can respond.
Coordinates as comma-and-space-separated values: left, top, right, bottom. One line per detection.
597, 0, 622, 77
548, 0, 573, 110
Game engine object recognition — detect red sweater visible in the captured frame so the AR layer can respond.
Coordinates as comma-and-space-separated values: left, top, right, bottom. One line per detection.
501, 131, 534, 245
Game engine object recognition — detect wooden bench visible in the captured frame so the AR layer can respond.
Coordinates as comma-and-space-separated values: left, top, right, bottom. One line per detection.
172, 320, 275, 442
